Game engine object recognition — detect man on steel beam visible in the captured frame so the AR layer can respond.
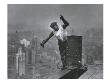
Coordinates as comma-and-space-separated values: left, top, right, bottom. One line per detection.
40, 15, 69, 70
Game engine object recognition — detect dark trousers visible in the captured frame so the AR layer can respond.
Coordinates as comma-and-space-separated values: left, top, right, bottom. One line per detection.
58, 39, 67, 67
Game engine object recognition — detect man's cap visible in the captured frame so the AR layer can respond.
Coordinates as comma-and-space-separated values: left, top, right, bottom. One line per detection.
50, 22, 57, 28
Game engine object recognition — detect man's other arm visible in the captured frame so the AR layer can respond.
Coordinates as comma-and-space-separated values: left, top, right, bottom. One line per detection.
60, 15, 69, 29
40, 31, 54, 48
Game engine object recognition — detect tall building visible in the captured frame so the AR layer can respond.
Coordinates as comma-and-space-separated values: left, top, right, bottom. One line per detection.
16, 48, 25, 76
58, 35, 83, 68
26, 36, 38, 65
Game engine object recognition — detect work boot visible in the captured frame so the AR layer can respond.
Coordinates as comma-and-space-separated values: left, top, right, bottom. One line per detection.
61, 65, 67, 70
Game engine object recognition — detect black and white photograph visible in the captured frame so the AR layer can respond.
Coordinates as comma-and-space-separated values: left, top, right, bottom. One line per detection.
8, 4, 103, 79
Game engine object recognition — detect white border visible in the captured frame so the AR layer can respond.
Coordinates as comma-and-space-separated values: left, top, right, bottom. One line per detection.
6, 0, 103, 4
0, 0, 108, 82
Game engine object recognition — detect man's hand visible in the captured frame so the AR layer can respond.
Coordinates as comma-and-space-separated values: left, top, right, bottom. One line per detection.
40, 42, 44, 48
59, 14, 69, 29
60, 14, 64, 20
40, 40, 45, 48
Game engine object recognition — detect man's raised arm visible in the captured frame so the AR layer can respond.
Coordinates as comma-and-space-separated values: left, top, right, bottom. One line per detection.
60, 15, 69, 29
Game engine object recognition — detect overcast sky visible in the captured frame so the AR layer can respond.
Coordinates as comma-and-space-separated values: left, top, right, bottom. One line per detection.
8, 4, 103, 35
